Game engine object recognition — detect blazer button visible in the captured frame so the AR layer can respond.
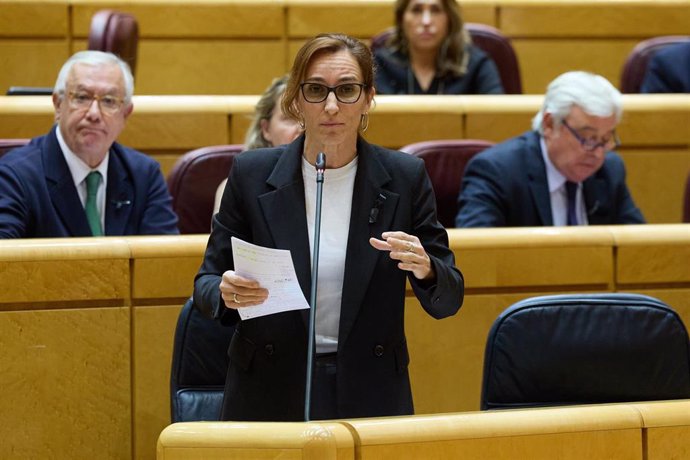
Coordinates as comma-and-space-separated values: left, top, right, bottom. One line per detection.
264, 344, 274, 356
373, 345, 385, 357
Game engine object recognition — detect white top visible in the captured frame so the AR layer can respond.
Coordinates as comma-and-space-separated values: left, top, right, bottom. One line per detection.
540, 137, 588, 226
302, 155, 358, 354
56, 127, 109, 229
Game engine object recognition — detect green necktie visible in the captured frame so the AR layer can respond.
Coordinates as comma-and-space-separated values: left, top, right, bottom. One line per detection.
85, 171, 103, 236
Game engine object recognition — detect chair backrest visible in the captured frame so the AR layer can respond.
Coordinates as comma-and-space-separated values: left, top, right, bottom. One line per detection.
481, 293, 690, 410
0, 139, 30, 158
88, 9, 139, 76
400, 139, 494, 228
683, 171, 690, 223
170, 298, 234, 423
166, 145, 244, 234
371, 23, 522, 94
620, 35, 690, 93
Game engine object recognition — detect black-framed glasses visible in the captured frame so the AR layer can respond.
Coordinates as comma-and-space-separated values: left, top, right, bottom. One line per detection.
300, 82, 366, 104
67, 91, 125, 115
562, 120, 620, 152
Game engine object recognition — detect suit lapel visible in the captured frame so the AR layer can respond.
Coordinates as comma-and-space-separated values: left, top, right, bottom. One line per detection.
525, 132, 553, 226
105, 145, 134, 235
259, 139, 312, 315
338, 139, 397, 349
43, 128, 92, 236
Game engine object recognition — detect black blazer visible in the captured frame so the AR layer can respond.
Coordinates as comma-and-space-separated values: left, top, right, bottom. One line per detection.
374, 45, 504, 95
456, 130, 645, 227
194, 135, 463, 421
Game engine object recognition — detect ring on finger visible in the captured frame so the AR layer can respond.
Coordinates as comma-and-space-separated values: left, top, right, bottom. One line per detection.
406, 242, 414, 253
233, 293, 240, 304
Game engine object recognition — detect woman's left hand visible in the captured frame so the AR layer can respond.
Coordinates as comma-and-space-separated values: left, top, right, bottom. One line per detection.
369, 231, 435, 281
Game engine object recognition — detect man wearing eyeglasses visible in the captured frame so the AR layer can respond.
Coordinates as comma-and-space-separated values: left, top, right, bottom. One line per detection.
0, 50, 178, 238
455, 71, 645, 227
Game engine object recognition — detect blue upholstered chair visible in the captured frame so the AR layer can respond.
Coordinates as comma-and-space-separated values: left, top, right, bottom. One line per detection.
481, 293, 690, 410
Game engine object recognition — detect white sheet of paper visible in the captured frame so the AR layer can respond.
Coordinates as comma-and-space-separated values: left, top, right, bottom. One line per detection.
231, 236, 310, 320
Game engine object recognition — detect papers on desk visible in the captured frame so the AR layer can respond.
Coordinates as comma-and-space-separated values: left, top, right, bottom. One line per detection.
231, 237, 310, 320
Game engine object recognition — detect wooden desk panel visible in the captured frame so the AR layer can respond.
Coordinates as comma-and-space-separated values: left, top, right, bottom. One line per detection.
134, 304, 183, 460
72, 1, 284, 38
631, 400, 690, 460
128, 234, 207, 301
0, 306, 131, 459
0, 238, 130, 306
0, 2, 68, 37
499, 1, 690, 37
619, 149, 690, 224
344, 405, 643, 460
0, 40, 69, 93
611, 224, 690, 285
0, 229, 687, 460
157, 421, 355, 460
512, 38, 638, 95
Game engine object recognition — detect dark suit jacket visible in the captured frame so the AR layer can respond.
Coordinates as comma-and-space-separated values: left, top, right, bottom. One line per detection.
640, 42, 690, 93
455, 130, 645, 227
194, 135, 464, 421
374, 45, 504, 94
0, 126, 179, 237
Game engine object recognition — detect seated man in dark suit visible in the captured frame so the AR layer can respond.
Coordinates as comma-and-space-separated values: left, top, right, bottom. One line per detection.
0, 50, 179, 238
640, 42, 690, 93
455, 71, 645, 227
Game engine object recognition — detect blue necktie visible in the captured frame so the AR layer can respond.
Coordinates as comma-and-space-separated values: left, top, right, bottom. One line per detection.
85, 171, 103, 236
565, 181, 578, 226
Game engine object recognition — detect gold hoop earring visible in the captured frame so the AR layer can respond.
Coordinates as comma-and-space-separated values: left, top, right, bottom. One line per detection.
360, 112, 369, 132
297, 113, 305, 129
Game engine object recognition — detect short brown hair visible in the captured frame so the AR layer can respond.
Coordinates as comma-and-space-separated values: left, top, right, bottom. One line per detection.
282, 33, 375, 121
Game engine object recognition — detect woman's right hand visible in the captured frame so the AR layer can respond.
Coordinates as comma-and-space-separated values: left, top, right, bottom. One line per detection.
220, 270, 269, 309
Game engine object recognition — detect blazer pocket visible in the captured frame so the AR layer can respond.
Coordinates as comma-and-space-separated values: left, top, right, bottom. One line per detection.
228, 331, 256, 372
394, 340, 410, 374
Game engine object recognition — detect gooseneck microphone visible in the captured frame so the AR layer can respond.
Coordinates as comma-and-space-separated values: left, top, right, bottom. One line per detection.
304, 151, 326, 421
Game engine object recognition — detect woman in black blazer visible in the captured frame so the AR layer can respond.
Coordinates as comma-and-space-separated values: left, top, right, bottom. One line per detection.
194, 33, 464, 421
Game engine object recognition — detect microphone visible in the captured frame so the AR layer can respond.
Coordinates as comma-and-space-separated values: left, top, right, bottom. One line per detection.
305, 152, 326, 421
111, 199, 132, 210
368, 193, 387, 224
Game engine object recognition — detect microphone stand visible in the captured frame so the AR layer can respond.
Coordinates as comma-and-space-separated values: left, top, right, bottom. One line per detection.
304, 152, 326, 422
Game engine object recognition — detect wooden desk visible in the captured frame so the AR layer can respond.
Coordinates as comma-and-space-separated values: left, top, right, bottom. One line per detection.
157, 421, 354, 460
0, 226, 688, 460
157, 402, 690, 460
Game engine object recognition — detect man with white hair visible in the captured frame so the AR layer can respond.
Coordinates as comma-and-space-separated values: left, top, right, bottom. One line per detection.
0, 50, 178, 237
455, 71, 644, 227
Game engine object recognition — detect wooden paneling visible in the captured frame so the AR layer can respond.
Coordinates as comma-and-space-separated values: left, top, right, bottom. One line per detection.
0, 307, 131, 459
344, 405, 643, 460
71, 1, 284, 38
0, 227, 689, 460
632, 400, 690, 460
157, 421, 355, 460
2, 1, 690, 95
0, 2, 68, 37
0, 237, 130, 305
134, 304, 183, 460
619, 149, 690, 224
512, 39, 638, 94
0, 40, 69, 92
499, 1, 690, 37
